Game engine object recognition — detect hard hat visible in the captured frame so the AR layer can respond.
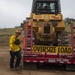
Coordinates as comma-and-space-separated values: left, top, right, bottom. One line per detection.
15, 28, 21, 34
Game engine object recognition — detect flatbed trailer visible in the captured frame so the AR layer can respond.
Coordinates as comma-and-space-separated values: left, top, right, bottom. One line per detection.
22, 20, 75, 70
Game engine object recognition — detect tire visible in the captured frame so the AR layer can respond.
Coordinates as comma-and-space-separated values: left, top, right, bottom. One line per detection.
57, 31, 69, 46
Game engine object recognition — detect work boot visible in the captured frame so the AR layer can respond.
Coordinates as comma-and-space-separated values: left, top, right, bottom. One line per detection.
15, 67, 21, 71
10, 68, 14, 71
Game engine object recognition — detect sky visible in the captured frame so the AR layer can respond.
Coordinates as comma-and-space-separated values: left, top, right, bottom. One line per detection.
0, 0, 75, 28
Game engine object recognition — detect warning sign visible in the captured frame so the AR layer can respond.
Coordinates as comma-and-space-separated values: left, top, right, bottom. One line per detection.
32, 45, 72, 54
58, 47, 72, 54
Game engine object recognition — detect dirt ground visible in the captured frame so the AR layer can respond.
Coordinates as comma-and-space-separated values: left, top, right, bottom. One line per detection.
0, 46, 75, 75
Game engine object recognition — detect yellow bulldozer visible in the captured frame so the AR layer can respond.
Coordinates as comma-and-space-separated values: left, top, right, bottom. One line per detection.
21, 0, 69, 46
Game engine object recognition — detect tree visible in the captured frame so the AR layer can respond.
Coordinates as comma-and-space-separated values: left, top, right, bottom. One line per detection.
64, 18, 75, 24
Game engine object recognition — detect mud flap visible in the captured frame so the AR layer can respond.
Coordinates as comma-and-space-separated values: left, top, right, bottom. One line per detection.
66, 64, 75, 70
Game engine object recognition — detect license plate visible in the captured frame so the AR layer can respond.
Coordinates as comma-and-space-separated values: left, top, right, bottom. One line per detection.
48, 59, 56, 63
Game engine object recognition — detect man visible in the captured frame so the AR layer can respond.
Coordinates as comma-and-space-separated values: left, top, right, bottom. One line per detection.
9, 28, 22, 70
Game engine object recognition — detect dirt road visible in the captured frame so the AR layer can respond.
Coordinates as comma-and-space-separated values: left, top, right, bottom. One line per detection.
0, 46, 75, 75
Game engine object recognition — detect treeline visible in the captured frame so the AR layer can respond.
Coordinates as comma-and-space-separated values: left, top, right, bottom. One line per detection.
64, 18, 75, 24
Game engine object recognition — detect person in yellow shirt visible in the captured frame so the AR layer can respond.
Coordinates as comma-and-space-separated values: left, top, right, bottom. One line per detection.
9, 28, 22, 70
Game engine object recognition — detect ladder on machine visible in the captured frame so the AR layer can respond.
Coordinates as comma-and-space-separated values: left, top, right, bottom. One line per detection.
71, 22, 75, 56
25, 18, 33, 54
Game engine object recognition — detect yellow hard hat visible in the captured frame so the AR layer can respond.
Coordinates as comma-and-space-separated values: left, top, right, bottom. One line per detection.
15, 28, 21, 34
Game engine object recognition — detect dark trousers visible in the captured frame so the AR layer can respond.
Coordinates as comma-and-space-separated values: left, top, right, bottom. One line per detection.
10, 51, 21, 68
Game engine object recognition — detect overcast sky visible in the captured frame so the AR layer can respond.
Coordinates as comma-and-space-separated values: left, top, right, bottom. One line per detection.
0, 0, 75, 28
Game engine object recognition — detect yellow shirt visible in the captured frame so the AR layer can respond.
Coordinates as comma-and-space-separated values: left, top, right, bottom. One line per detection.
9, 35, 21, 52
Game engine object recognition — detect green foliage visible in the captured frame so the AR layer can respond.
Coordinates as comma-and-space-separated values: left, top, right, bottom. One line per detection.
64, 18, 75, 24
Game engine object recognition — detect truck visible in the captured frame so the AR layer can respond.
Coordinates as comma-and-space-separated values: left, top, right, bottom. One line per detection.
21, 0, 75, 70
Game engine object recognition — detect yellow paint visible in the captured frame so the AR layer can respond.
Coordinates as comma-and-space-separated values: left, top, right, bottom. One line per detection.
32, 45, 72, 54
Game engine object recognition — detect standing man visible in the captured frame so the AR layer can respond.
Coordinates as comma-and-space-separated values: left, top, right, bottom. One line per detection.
9, 28, 22, 70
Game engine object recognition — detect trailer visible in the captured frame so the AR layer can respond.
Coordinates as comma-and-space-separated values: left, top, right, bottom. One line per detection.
21, 0, 75, 70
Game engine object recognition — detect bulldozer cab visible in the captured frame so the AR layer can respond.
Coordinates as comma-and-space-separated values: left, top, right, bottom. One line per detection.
32, 0, 61, 14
